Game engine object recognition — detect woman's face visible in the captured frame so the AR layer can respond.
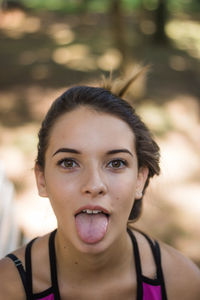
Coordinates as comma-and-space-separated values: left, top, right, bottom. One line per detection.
35, 106, 148, 253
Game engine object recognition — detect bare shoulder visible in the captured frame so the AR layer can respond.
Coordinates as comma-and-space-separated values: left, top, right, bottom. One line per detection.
0, 247, 26, 300
160, 241, 200, 300
0, 232, 50, 300
129, 226, 200, 299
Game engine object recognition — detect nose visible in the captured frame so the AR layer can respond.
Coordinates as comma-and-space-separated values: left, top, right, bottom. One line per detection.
81, 167, 107, 197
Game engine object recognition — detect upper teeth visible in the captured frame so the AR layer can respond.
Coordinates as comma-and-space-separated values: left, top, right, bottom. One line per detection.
82, 209, 102, 214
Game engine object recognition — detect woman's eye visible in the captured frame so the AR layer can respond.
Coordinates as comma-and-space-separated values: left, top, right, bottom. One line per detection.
108, 159, 127, 169
58, 159, 78, 169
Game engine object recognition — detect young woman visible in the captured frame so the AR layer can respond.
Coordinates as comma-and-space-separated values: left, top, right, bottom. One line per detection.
0, 76, 200, 300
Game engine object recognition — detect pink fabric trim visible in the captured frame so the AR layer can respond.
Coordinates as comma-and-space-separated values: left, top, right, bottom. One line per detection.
143, 282, 162, 300
37, 294, 54, 300
37, 283, 162, 299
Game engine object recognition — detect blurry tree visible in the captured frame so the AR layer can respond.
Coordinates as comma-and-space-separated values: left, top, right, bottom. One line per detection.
151, 0, 168, 44
1, 0, 26, 11
140, 0, 169, 44
109, 0, 128, 64
77, 0, 90, 13
109, 0, 169, 65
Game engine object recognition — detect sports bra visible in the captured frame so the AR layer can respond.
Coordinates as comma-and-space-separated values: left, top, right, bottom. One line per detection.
6, 228, 168, 300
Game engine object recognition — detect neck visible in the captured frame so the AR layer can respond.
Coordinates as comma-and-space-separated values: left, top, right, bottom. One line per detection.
55, 228, 133, 280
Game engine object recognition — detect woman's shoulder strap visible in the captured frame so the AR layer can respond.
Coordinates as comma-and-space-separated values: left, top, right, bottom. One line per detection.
154, 241, 168, 299
6, 236, 37, 299
24, 237, 38, 299
6, 253, 29, 296
134, 228, 168, 299
49, 229, 61, 300
136, 230, 164, 278
127, 227, 143, 298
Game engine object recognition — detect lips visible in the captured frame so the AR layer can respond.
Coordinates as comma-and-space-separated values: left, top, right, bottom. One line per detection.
75, 205, 110, 217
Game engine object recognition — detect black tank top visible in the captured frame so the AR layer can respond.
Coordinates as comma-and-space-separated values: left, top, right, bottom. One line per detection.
6, 228, 167, 299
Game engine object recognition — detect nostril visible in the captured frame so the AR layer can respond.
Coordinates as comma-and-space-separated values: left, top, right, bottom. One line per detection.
84, 189, 104, 195
81, 179, 107, 196
82, 187, 106, 196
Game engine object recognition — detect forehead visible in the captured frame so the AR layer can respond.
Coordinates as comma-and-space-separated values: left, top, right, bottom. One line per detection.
48, 107, 135, 151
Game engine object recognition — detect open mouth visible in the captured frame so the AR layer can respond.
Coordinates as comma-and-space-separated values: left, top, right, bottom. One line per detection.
75, 207, 110, 244
75, 208, 110, 217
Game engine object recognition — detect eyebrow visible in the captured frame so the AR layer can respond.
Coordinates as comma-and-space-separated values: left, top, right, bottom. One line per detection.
52, 148, 81, 156
106, 149, 133, 157
52, 148, 133, 157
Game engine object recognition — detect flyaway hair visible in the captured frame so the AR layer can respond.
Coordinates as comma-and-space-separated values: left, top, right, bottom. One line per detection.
101, 65, 150, 98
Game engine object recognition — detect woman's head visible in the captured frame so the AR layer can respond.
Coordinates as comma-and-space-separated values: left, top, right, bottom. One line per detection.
36, 84, 160, 221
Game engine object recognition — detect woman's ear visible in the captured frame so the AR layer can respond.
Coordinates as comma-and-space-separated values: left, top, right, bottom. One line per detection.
34, 163, 48, 197
135, 167, 149, 199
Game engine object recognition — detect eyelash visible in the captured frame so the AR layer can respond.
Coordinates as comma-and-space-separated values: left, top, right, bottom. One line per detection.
57, 158, 79, 169
57, 158, 128, 170
107, 159, 128, 169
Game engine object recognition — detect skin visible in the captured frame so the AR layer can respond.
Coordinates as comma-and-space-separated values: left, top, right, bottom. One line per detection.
36, 106, 148, 256
0, 106, 199, 299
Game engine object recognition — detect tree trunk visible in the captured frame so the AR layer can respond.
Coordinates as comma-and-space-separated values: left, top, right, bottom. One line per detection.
109, 0, 127, 64
153, 0, 168, 44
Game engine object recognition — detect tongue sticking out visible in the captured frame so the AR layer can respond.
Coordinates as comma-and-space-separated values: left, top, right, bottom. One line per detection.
75, 213, 109, 244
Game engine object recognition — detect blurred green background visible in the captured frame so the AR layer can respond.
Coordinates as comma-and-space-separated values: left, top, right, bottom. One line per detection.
0, 0, 200, 265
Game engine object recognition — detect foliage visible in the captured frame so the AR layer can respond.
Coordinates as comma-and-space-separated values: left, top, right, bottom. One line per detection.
19, 0, 200, 13
20, 0, 109, 13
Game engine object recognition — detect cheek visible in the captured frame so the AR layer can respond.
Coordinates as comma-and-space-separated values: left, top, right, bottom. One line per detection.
113, 172, 137, 194
45, 166, 76, 193
44, 172, 76, 213
111, 175, 137, 212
